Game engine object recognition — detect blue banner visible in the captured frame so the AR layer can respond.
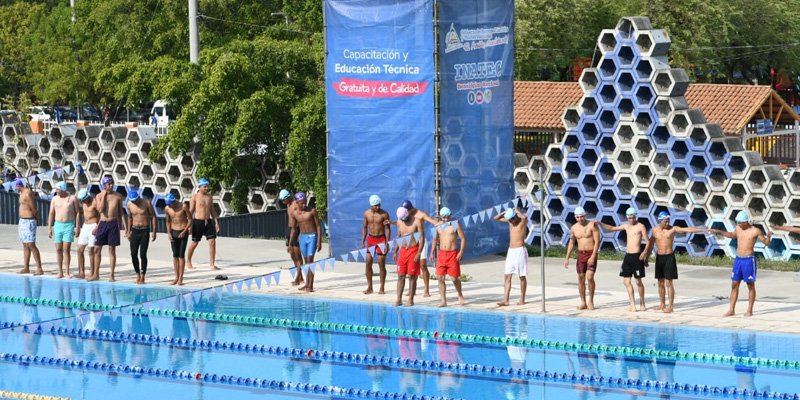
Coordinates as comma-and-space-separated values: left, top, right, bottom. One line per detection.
438, 0, 515, 258
325, 0, 435, 256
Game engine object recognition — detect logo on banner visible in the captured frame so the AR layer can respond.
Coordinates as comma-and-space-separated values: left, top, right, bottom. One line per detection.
466, 89, 492, 105
445, 24, 463, 53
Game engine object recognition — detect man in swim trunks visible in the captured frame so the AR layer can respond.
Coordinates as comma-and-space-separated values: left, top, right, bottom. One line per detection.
401, 200, 440, 297
76, 189, 99, 280
430, 207, 466, 307
279, 189, 304, 286
125, 188, 157, 284
93, 176, 126, 282
187, 178, 221, 270
643, 211, 708, 313
493, 208, 529, 306
393, 206, 424, 306
48, 181, 80, 278
362, 194, 391, 295
563, 206, 600, 310
165, 193, 191, 285
16, 179, 43, 276
290, 192, 322, 292
597, 207, 650, 312
710, 211, 771, 317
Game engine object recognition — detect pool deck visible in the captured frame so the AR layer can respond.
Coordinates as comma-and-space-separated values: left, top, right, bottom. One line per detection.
1, 225, 799, 334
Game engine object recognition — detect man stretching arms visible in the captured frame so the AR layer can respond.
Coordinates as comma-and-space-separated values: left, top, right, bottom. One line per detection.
597, 207, 649, 312
563, 207, 600, 310
493, 208, 529, 306
393, 206, 424, 306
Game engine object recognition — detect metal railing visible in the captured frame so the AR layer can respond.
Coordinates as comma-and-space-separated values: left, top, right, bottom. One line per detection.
514, 131, 558, 158
744, 126, 800, 167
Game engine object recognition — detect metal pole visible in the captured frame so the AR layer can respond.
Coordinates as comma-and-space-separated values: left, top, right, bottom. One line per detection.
70, 0, 76, 23
188, 0, 200, 64
433, 0, 441, 210
795, 121, 799, 168
539, 165, 545, 313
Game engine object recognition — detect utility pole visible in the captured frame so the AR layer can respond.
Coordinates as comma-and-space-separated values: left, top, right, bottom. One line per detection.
189, 0, 200, 64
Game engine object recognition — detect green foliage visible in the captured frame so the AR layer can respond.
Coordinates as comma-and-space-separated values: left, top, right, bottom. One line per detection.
287, 91, 327, 217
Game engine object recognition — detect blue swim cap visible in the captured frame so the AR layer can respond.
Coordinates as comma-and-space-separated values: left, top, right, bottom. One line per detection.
101, 176, 113, 186
735, 210, 750, 223
127, 189, 140, 202
278, 189, 291, 200
657, 211, 670, 221
55, 181, 67, 192
440, 207, 451, 217
369, 194, 381, 206
504, 209, 515, 220
401, 200, 413, 210
14, 178, 25, 187
626, 207, 637, 217
164, 193, 176, 205
78, 189, 90, 201
197, 178, 209, 187
294, 192, 306, 201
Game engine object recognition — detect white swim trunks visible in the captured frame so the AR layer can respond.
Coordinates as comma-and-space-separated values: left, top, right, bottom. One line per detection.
504, 247, 528, 277
77, 223, 97, 247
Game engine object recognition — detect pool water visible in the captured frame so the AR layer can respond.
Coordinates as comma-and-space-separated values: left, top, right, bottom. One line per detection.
0, 275, 798, 399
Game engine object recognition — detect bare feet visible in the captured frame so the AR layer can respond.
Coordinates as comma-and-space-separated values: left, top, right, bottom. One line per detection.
394, 300, 402, 306
496, 301, 510, 307
458, 296, 465, 306
744, 311, 753, 317
210, 266, 221, 271
17, 268, 30, 274
291, 279, 304, 287
33, 269, 44, 276
298, 285, 308, 291
177, 282, 184, 286
587, 303, 595, 310
437, 302, 447, 307
378, 290, 385, 295
406, 300, 414, 306
65, 273, 71, 279
186, 263, 194, 270
638, 305, 647, 312
169, 280, 177, 286
723, 310, 735, 317
423, 292, 431, 298
628, 305, 637, 312
516, 301, 526, 306
663, 307, 673, 314
363, 289, 373, 295
86, 275, 99, 282
577, 304, 588, 310
658, 304, 665, 311
302, 287, 314, 293
56, 274, 64, 279
74, 274, 85, 279
108, 277, 116, 283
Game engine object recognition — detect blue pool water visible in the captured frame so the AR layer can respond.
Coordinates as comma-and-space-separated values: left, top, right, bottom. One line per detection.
0, 275, 798, 399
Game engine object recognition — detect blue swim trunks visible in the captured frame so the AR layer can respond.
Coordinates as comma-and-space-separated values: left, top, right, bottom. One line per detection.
53, 221, 76, 244
299, 233, 317, 258
732, 256, 757, 283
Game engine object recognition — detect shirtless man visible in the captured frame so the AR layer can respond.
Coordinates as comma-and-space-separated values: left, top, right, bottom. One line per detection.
643, 211, 708, 313
16, 179, 43, 276
92, 176, 126, 282
48, 181, 80, 278
187, 178, 221, 270
401, 200, 439, 297
494, 208, 529, 306
362, 195, 391, 294
280, 189, 304, 286
393, 207, 424, 306
710, 211, 771, 317
125, 188, 157, 284
76, 189, 100, 280
430, 207, 466, 307
597, 207, 650, 312
165, 193, 191, 285
290, 192, 322, 292
563, 206, 600, 310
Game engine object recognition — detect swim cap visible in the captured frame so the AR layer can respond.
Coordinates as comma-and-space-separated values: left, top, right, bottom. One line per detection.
164, 193, 176, 205
127, 189, 140, 202
294, 192, 306, 201
55, 181, 67, 192
626, 207, 637, 216
78, 189, 90, 201
197, 178, 209, 187
440, 207, 451, 217
369, 194, 381, 206
14, 178, 24, 187
396, 207, 409, 221
735, 210, 750, 223
657, 211, 670, 221
101, 176, 113, 186
278, 189, 291, 200
574, 206, 586, 216
504, 209, 515, 220
401, 200, 413, 210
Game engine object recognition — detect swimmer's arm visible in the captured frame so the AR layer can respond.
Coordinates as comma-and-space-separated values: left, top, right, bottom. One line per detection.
709, 229, 736, 239
361, 213, 368, 246
563, 232, 575, 268
183, 212, 193, 236
47, 198, 55, 234
420, 212, 439, 226
313, 209, 322, 251
416, 219, 425, 258
758, 229, 772, 246
166, 211, 173, 239
643, 232, 655, 256
516, 208, 527, 222
770, 225, 800, 234
492, 212, 506, 222
674, 226, 707, 235
383, 213, 392, 242
639, 226, 651, 262
597, 222, 624, 232
591, 226, 600, 260
429, 230, 439, 259
149, 201, 157, 241
456, 224, 467, 261
189, 195, 196, 218
211, 198, 220, 232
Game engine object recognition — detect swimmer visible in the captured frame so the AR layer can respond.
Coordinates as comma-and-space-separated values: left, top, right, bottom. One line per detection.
493, 208, 529, 306
597, 207, 650, 312
393, 207, 423, 306
362, 195, 391, 294
563, 206, 600, 310
430, 207, 466, 307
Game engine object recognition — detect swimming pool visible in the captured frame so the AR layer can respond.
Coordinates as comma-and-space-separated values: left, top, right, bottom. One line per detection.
0, 275, 798, 399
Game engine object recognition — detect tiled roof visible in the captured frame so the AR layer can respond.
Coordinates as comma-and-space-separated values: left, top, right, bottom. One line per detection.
515, 81, 787, 133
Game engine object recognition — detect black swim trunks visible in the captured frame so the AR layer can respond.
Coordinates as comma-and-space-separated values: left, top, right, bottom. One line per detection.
285, 227, 299, 247
619, 252, 645, 278
655, 253, 678, 280
191, 219, 217, 242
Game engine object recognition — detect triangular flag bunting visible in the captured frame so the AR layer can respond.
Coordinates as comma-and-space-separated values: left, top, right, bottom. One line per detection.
245, 279, 252, 290
289, 267, 297, 279
359, 248, 369, 259
301, 264, 309, 275
479, 210, 486, 222
255, 276, 263, 289
215, 286, 223, 296
350, 250, 360, 262
309, 262, 317, 273
340, 253, 350, 263
317, 260, 325, 272
192, 291, 202, 303
494, 205, 502, 214
64, 165, 71, 175
234, 281, 244, 292
471, 213, 479, 223
413, 232, 421, 241
272, 272, 281, 285
461, 216, 470, 228
327, 258, 335, 271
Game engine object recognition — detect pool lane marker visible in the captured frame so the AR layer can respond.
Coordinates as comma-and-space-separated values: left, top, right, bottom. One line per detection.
0, 351, 462, 400
0, 390, 70, 400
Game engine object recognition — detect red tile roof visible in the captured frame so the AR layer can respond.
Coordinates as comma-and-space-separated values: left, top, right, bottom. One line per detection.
514, 81, 792, 134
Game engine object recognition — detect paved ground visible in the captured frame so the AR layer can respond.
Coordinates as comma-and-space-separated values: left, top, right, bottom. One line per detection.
1, 225, 799, 334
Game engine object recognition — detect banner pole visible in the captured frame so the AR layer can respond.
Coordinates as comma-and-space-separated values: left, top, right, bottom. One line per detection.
433, 0, 441, 210
539, 165, 545, 313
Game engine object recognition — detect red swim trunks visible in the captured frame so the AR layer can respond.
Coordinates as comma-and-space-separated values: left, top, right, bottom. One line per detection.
577, 250, 596, 274
436, 249, 461, 278
397, 246, 421, 276
367, 235, 387, 255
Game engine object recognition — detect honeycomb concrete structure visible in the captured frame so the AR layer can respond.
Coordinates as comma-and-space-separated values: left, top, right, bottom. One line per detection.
516, 17, 800, 260
0, 121, 285, 217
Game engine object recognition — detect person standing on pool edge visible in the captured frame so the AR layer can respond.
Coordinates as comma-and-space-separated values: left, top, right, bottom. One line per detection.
279, 189, 304, 286
165, 193, 191, 285
290, 192, 322, 292
393, 206, 424, 306
93, 176, 126, 282
362, 194, 391, 295
48, 181, 80, 279
16, 179, 43, 276
709, 211, 771, 317
642, 211, 708, 313
76, 189, 100, 280
125, 188, 157, 284
430, 207, 466, 307
401, 200, 440, 297
187, 178, 221, 271
493, 208, 529, 306
563, 206, 600, 310
597, 207, 650, 312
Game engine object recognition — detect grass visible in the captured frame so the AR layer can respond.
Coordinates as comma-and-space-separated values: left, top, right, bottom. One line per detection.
523, 246, 800, 272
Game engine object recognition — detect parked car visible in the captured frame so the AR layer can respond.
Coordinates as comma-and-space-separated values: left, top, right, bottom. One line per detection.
27, 106, 53, 121
150, 100, 174, 126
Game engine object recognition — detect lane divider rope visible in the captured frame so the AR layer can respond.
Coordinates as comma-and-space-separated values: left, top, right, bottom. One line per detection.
0, 390, 71, 400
